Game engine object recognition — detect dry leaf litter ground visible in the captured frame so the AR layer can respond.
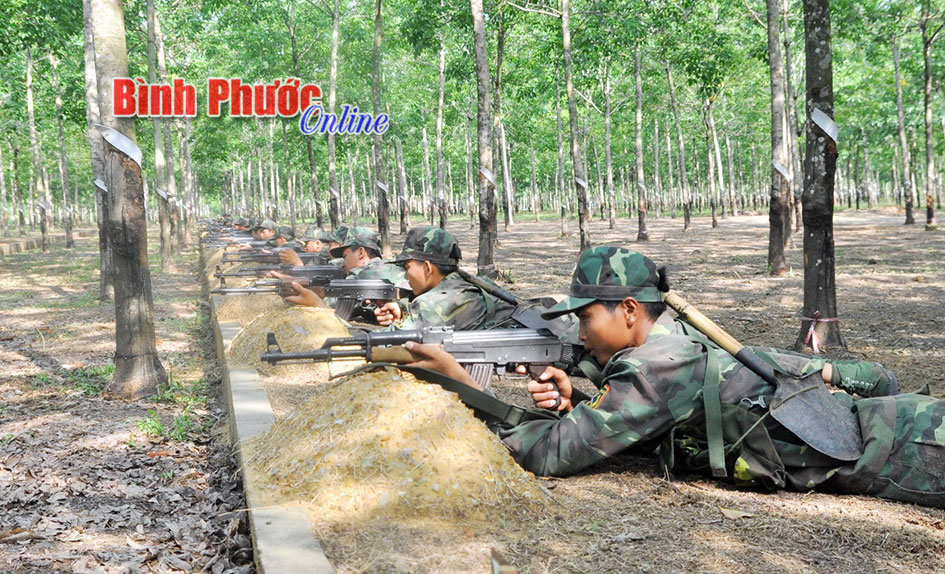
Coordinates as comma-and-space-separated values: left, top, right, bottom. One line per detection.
242, 209, 944, 573
0, 232, 254, 574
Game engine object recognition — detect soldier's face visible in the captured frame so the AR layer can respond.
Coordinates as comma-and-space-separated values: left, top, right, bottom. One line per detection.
304, 240, 324, 253
576, 301, 636, 365
275, 237, 288, 246
342, 246, 367, 272
403, 259, 438, 295
256, 228, 276, 240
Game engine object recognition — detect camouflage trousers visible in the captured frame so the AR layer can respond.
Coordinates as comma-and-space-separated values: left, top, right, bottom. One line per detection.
821, 393, 945, 507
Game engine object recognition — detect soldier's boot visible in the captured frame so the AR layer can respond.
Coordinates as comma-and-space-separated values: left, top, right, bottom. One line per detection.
829, 360, 900, 397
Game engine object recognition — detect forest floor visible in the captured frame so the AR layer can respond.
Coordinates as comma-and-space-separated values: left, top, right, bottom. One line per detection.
0, 231, 255, 574
266, 207, 945, 574
1, 207, 943, 574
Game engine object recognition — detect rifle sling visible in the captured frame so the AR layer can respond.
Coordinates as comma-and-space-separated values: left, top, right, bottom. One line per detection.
332, 363, 549, 429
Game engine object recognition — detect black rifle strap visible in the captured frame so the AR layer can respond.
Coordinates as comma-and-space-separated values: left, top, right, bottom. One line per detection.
331, 363, 558, 428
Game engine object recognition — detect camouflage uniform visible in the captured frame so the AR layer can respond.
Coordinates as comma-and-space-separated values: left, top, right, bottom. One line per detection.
386, 226, 515, 331
500, 246, 945, 508
300, 225, 333, 266
266, 225, 301, 249
330, 227, 406, 285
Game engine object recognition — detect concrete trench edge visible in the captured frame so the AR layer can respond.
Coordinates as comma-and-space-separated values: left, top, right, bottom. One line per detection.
204, 258, 335, 574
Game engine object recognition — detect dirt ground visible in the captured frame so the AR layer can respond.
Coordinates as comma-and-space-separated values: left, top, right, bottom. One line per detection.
254, 207, 945, 573
3, 207, 944, 574
0, 232, 255, 574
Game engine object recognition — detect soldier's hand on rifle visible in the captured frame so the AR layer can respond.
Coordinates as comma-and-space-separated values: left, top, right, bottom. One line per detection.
279, 249, 303, 266
516, 364, 574, 412
269, 270, 293, 280
374, 301, 402, 326
283, 281, 327, 308
402, 341, 481, 389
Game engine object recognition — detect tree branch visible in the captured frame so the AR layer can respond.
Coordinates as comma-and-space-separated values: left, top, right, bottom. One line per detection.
503, 1, 560, 18
575, 89, 602, 115
742, 0, 765, 28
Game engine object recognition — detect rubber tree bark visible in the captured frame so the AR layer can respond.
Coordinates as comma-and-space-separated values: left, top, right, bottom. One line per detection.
25, 48, 50, 253
49, 55, 74, 249
90, 0, 168, 398
371, 0, 391, 255
82, 0, 113, 300
146, 0, 171, 270
151, 5, 181, 252
470, 0, 497, 275
920, 1, 939, 228
562, 0, 590, 250
795, 0, 842, 351
766, 0, 791, 275
555, 65, 568, 237
666, 62, 691, 230
634, 44, 649, 240
436, 34, 448, 229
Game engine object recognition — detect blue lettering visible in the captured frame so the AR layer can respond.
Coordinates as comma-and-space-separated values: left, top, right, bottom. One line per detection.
373, 114, 389, 134
299, 104, 322, 135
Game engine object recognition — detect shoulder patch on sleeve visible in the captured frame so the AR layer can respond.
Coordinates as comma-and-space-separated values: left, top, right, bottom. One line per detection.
587, 384, 611, 409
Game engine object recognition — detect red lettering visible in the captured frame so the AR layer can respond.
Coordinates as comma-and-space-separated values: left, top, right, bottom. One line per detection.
150, 84, 172, 116
174, 79, 196, 116
207, 78, 229, 117
231, 79, 252, 116
114, 78, 136, 116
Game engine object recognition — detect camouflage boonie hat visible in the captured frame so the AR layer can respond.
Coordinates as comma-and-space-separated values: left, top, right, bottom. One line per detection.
392, 226, 462, 266
329, 226, 381, 258
233, 217, 249, 227
253, 218, 277, 231
330, 225, 351, 245
275, 225, 295, 240
301, 225, 332, 243
541, 246, 663, 319
247, 217, 261, 229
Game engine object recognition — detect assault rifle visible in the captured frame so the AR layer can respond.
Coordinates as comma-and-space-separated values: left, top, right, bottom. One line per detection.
261, 326, 582, 391
212, 278, 407, 322
211, 276, 339, 297
220, 248, 321, 265
313, 279, 409, 321
213, 263, 343, 279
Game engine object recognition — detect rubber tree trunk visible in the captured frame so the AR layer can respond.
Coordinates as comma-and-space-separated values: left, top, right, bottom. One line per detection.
0, 144, 7, 238
49, 56, 74, 249
83, 0, 113, 300
151, 5, 181, 252
470, 0, 497, 276
146, 0, 171, 270
371, 0, 391, 255
795, 0, 842, 351
562, 0, 590, 250
326, 0, 340, 229
555, 65, 568, 237
634, 45, 648, 240
709, 103, 726, 219
783, 0, 803, 232
436, 35, 448, 229
25, 48, 50, 253
396, 138, 408, 234
422, 127, 434, 225
90, 0, 168, 398
766, 0, 791, 275
920, 1, 939, 229
180, 119, 195, 246
703, 101, 718, 228
666, 62, 691, 230
529, 143, 540, 222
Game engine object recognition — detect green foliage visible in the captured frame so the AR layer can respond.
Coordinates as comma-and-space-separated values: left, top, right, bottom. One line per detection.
65, 364, 114, 396
136, 410, 166, 437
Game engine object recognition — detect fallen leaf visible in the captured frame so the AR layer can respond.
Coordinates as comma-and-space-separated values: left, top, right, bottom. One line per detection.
719, 506, 754, 520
